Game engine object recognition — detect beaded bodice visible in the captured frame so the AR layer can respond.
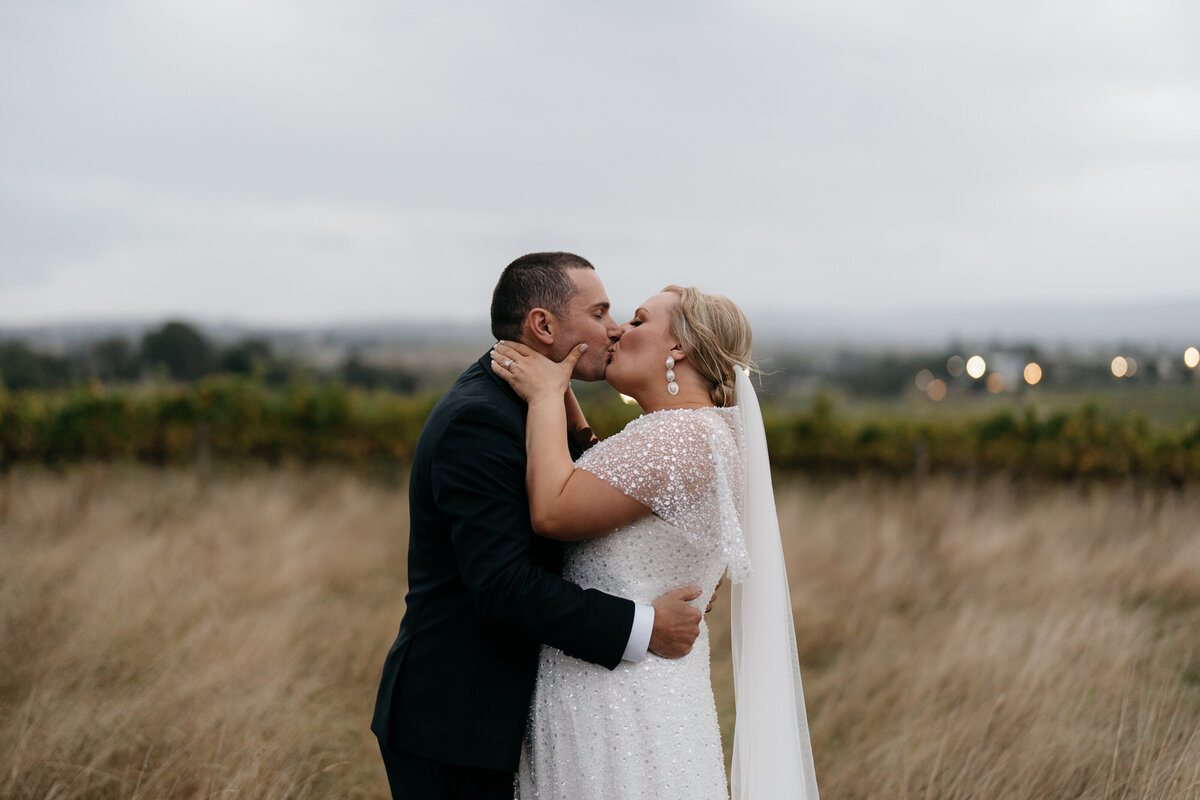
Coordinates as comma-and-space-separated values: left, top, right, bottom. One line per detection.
572, 406, 750, 592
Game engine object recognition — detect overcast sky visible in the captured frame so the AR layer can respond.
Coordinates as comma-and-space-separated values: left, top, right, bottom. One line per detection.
2, 0, 1198, 328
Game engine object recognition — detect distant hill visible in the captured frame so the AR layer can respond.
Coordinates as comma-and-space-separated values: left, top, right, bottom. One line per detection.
2, 297, 1196, 357
749, 297, 1200, 350
0, 319, 492, 357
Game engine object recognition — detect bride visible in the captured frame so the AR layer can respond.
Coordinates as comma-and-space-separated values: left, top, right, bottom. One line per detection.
490, 285, 819, 800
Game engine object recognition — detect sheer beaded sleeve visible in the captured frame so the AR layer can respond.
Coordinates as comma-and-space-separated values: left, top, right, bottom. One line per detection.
576, 407, 752, 581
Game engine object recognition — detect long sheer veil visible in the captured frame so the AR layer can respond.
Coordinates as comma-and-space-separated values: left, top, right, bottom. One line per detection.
730, 366, 819, 800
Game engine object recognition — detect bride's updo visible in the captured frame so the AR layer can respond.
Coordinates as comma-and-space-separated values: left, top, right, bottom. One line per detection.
661, 285, 752, 407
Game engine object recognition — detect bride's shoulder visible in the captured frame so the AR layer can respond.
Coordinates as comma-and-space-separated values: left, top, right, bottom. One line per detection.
607, 406, 737, 448
622, 405, 702, 430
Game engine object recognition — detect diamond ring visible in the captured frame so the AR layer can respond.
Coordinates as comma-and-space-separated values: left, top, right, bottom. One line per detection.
504, 359, 513, 369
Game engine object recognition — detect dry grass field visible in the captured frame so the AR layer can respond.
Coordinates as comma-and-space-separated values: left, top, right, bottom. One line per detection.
2, 466, 1198, 799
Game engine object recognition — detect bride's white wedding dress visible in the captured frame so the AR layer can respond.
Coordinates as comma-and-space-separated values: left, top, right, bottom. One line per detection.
518, 406, 750, 799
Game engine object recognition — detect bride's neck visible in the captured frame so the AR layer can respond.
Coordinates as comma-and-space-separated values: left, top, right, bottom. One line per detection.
636, 390, 713, 414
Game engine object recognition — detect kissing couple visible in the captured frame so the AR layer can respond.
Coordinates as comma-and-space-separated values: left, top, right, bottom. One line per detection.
372, 252, 819, 799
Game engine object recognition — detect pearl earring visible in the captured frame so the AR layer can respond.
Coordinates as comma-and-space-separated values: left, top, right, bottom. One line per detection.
665, 356, 679, 396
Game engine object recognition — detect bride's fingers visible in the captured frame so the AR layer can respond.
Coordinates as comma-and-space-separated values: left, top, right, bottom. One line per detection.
494, 339, 534, 354
489, 344, 522, 369
491, 342, 526, 369
559, 342, 587, 371
492, 342, 517, 360
493, 341, 535, 365
489, 358, 517, 383
491, 343, 554, 378
489, 356, 518, 384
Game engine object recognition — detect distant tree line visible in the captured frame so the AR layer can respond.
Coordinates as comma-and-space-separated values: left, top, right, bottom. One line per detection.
758, 343, 1197, 399
6, 321, 1197, 401
0, 320, 419, 393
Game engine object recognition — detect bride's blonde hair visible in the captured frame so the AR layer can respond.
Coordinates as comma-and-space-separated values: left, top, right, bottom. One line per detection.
661, 285, 752, 407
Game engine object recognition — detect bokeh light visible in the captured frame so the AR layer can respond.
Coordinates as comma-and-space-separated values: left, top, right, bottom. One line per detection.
915, 369, 934, 391
946, 355, 965, 377
1185, 347, 1199, 369
1125, 357, 1138, 377
1110, 356, 1128, 378
965, 355, 986, 379
986, 373, 1005, 393
620, 393, 638, 405
926, 379, 946, 401
1023, 362, 1042, 385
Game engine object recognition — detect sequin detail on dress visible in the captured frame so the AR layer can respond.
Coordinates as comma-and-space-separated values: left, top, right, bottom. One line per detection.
517, 407, 750, 800
575, 406, 750, 582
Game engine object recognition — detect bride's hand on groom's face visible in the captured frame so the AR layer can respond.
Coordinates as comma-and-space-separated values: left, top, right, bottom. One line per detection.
490, 340, 587, 403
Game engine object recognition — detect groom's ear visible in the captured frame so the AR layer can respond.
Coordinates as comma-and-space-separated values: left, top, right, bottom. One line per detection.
526, 308, 556, 347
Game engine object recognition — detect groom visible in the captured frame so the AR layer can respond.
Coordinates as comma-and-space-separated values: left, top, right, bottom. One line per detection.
371, 252, 705, 799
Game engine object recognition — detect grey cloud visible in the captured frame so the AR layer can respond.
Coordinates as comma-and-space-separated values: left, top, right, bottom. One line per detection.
1, 0, 1197, 325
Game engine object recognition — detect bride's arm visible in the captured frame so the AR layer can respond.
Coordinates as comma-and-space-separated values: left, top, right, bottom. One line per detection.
524, 389, 649, 539
491, 341, 651, 540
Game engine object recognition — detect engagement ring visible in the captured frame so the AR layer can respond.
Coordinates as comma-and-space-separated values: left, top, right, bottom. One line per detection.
504, 359, 513, 369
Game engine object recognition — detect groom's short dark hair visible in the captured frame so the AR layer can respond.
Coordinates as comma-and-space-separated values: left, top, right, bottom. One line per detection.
490, 252, 595, 341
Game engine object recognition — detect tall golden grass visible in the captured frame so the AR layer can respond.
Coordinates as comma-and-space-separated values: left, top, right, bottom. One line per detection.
2, 467, 1198, 799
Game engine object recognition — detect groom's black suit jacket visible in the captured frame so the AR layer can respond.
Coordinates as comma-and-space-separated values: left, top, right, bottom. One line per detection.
371, 352, 635, 772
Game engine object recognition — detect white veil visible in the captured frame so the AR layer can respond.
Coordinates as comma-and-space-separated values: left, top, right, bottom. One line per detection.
730, 366, 819, 800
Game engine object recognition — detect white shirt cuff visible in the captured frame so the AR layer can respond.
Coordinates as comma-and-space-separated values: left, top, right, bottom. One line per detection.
621, 603, 655, 662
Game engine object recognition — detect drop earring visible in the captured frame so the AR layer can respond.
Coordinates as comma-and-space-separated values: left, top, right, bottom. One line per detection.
665, 356, 679, 396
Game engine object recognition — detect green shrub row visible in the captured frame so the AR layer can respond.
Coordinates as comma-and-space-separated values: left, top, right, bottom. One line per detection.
764, 400, 1200, 482
0, 377, 436, 470
2, 379, 1199, 482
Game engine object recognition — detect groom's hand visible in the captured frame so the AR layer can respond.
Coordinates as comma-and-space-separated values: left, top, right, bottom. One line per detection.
649, 586, 703, 658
